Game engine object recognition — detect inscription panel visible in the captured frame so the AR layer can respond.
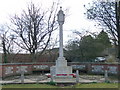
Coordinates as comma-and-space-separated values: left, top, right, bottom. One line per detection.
92, 65, 104, 73
33, 65, 49, 70
5, 67, 13, 75
108, 66, 117, 74
72, 65, 85, 70
16, 66, 28, 73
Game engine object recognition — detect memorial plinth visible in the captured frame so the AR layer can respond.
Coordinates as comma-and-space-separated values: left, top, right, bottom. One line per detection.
50, 7, 72, 78
50, 57, 72, 77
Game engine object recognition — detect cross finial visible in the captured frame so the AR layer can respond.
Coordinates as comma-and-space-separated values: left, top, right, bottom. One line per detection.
60, 6, 62, 10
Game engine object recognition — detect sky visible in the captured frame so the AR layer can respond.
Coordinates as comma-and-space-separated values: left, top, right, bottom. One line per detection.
0, 0, 101, 45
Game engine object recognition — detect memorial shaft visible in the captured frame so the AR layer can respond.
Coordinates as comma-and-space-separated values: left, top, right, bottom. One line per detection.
59, 23, 63, 58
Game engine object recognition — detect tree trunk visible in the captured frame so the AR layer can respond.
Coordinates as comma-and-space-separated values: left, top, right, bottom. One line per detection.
115, 2, 120, 62
2, 40, 7, 63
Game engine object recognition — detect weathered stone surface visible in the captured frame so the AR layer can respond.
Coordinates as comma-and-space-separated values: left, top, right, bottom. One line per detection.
50, 7, 72, 78
50, 58, 72, 77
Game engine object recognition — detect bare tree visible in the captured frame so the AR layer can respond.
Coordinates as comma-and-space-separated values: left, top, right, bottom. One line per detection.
1, 32, 8, 63
0, 25, 19, 63
84, 1, 118, 45
115, 1, 120, 61
10, 2, 59, 62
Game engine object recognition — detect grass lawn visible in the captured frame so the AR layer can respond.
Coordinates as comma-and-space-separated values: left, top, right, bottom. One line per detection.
2, 83, 118, 88
67, 83, 118, 88
2, 84, 58, 88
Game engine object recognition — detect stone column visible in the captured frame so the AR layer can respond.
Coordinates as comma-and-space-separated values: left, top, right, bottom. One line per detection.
20, 66, 24, 84
50, 73, 54, 82
59, 23, 63, 58
104, 70, 108, 82
76, 70, 79, 83
57, 7, 65, 58
50, 7, 72, 78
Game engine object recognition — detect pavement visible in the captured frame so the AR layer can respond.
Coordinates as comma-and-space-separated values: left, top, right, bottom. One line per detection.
0, 74, 119, 84
0, 75, 106, 84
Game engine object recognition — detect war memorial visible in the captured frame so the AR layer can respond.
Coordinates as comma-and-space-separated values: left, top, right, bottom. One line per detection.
0, 2, 119, 88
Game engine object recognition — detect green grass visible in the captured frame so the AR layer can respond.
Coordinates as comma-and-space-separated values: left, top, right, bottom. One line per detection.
2, 83, 119, 88
2, 84, 58, 88
67, 83, 118, 88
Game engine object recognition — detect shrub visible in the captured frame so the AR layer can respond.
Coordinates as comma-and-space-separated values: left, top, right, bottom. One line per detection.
46, 81, 57, 85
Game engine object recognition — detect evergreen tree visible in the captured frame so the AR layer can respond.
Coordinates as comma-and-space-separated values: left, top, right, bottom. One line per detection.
96, 30, 111, 48
65, 31, 111, 62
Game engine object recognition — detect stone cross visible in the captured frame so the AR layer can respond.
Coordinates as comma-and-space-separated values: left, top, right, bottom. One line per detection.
50, 7, 72, 78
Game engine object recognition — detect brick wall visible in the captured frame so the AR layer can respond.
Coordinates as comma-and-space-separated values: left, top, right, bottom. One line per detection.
1, 63, 119, 78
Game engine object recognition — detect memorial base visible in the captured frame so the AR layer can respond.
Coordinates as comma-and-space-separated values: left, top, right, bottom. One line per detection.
50, 57, 73, 77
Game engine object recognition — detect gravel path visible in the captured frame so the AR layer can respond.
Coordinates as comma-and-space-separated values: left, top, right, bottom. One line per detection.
1, 74, 118, 84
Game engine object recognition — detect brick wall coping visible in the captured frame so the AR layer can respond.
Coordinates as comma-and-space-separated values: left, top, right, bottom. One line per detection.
0, 62, 119, 65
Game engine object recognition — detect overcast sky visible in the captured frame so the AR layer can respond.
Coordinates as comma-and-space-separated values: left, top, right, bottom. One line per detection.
0, 0, 101, 44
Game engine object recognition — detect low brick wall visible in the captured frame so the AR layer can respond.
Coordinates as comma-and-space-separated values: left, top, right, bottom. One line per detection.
90, 64, 119, 75
1, 63, 33, 78
0, 62, 119, 78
